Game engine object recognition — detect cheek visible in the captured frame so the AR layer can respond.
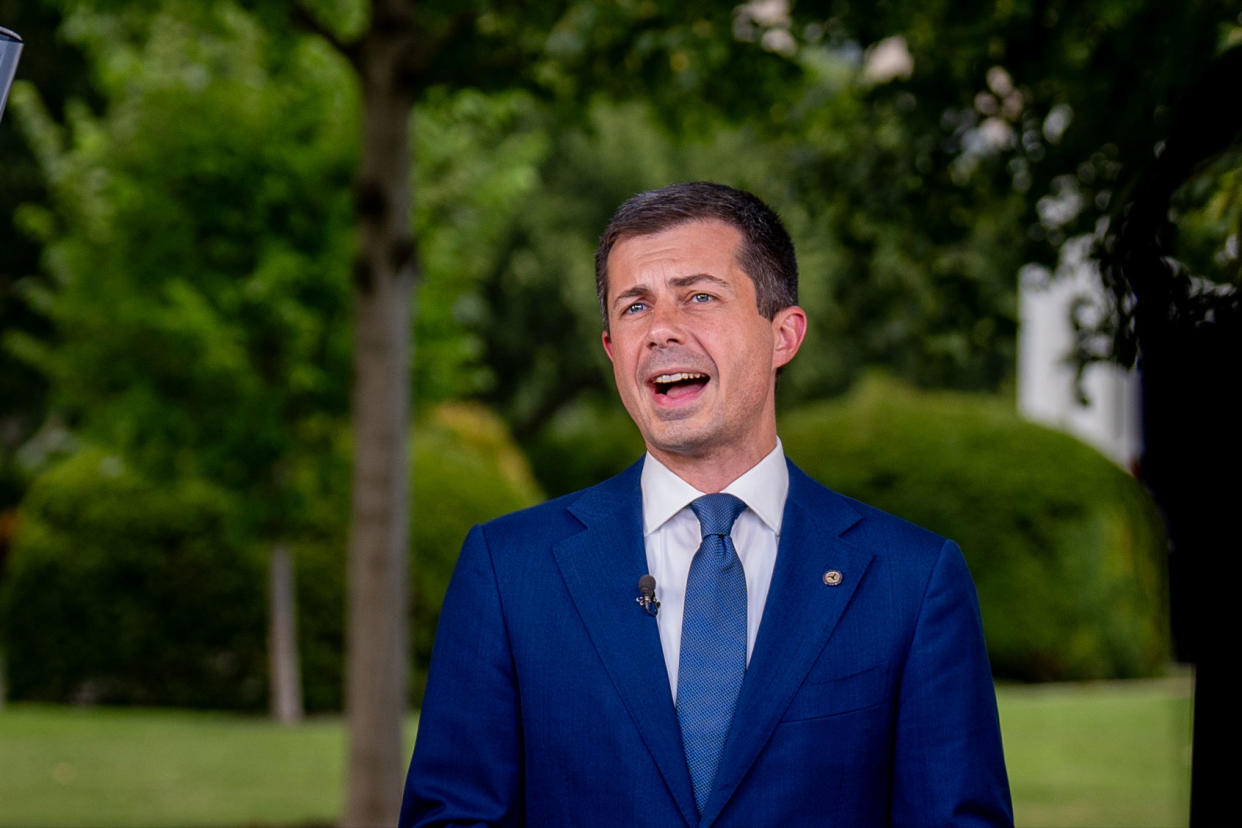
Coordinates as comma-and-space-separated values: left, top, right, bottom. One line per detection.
610, 351, 642, 398
614, 348, 635, 379
725, 333, 775, 396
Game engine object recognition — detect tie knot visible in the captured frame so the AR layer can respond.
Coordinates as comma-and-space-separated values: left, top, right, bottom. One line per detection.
690, 493, 747, 538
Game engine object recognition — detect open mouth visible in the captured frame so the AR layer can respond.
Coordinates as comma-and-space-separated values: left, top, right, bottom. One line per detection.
651, 371, 710, 401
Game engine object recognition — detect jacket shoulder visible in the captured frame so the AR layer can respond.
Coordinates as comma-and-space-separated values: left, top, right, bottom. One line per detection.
787, 460, 950, 558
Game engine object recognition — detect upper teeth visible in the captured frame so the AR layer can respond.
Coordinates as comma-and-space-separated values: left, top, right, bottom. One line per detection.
654, 372, 707, 384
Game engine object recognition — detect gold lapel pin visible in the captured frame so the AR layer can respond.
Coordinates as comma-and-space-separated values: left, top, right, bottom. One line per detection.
822, 570, 843, 586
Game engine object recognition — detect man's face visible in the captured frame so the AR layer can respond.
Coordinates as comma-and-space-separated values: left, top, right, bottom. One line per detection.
601, 219, 805, 470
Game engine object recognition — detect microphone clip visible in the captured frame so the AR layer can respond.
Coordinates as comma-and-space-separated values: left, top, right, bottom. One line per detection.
636, 575, 660, 617
635, 593, 660, 617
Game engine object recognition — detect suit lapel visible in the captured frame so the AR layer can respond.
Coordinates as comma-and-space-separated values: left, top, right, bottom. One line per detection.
700, 463, 874, 827
552, 460, 699, 827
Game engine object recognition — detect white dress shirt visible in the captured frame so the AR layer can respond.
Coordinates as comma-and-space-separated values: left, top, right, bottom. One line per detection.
640, 441, 788, 701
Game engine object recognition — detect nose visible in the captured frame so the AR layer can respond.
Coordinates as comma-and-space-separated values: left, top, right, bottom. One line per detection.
645, 302, 685, 349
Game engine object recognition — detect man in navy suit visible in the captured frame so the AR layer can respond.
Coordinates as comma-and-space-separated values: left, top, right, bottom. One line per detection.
401, 182, 1012, 827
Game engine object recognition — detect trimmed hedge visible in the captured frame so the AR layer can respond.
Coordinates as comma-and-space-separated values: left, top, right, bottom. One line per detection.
780, 376, 1169, 681
1, 403, 542, 710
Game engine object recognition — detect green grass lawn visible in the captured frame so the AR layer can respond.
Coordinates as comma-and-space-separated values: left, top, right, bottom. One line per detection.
0, 676, 1191, 828
999, 675, 1192, 827
0, 704, 413, 828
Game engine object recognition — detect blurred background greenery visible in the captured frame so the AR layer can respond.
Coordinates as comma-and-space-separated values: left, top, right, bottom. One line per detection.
1, 0, 1238, 825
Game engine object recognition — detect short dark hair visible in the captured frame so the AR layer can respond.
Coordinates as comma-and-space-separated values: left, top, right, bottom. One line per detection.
594, 181, 799, 328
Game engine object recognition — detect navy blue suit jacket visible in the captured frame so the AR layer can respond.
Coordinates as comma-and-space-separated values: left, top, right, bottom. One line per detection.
401, 459, 1012, 827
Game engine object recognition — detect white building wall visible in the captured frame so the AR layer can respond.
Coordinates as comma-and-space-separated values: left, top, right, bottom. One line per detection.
1017, 260, 1143, 471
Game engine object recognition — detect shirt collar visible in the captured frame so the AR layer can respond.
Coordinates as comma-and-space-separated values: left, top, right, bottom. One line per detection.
640, 439, 788, 536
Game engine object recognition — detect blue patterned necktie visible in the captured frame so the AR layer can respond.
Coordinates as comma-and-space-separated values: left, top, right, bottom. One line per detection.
677, 492, 748, 813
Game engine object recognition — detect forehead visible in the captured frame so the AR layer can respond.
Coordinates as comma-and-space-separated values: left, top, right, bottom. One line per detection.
606, 219, 744, 290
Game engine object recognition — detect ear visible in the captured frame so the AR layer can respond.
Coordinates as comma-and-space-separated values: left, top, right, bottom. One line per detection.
771, 305, 807, 370
602, 329, 615, 362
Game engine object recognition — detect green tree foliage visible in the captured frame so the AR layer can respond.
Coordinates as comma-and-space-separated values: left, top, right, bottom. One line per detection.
465, 2, 1241, 474
3, 5, 558, 721
1170, 147, 1242, 288
781, 376, 1169, 682
411, 86, 551, 404
7, 5, 354, 540
10, 2, 1240, 497
804, 0, 1241, 262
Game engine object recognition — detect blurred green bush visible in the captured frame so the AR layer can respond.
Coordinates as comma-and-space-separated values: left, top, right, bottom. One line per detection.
525, 395, 647, 497
0, 448, 267, 707
2, 381, 1168, 702
781, 375, 1169, 681
1, 403, 541, 710
296, 403, 544, 709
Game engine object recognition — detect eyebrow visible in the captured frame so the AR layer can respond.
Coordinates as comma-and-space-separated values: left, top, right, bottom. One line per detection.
611, 273, 732, 312
671, 273, 731, 291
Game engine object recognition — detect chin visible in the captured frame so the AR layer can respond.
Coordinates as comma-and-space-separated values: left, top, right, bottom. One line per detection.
645, 426, 718, 458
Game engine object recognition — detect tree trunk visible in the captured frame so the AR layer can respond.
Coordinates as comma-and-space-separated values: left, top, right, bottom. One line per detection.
342, 5, 417, 825
268, 541, 303, 724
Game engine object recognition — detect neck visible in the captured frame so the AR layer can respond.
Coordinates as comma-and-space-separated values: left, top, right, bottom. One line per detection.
647, 436, 778, 493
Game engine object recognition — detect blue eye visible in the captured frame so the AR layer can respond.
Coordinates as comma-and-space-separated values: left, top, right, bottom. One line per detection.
690, 293, 712, 303
624, 302, 648, 314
